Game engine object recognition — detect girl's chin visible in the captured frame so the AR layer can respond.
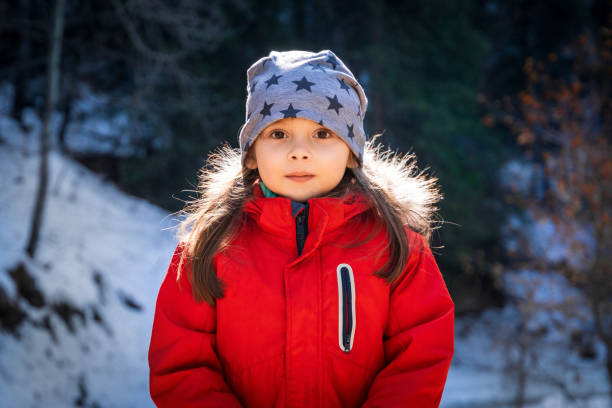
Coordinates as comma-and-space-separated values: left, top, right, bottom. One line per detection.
273, 183, 331, 202
281, 190, 316, 202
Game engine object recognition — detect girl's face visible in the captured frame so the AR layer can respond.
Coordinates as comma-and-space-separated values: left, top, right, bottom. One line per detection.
245, 117, 357, 202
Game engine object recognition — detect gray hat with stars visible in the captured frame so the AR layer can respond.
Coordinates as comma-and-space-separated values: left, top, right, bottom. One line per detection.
238, 49, 368, 167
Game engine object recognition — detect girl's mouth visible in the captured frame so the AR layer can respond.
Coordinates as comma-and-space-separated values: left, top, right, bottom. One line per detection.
286, 175, 314, 182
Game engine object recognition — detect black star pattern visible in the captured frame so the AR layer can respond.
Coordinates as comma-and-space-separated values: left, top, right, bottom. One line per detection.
337, 78, 351, 95
264, 73, 282, 88
309, 62, 327, 72
260, 101, 274, 117
250, 81, 258, 93
292, 76, 316, 92
326, 94, 343, 115
347, 124, 355, 140
280, 103, 301, 118
357, 104, 361, 118
326, 55, 339, 69
318, 119, 324, 126
247, 111, 252, 119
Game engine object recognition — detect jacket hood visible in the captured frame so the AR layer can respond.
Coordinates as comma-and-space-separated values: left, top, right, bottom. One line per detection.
359, 145, 442, 241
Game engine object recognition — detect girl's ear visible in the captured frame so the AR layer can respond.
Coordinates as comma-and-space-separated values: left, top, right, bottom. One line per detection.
245, 148, 258, 169
346, 152, 359, 169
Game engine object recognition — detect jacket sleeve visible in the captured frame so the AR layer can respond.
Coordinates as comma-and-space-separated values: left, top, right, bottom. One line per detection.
148, 243, 244, 408
361, 230, 455, 408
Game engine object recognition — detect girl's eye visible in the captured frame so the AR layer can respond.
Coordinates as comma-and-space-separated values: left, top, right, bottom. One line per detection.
268, 129, 333, 139
316, 129, 332, 139
270, 130, 286, 139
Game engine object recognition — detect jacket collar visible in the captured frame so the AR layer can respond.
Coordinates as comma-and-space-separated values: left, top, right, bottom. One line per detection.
259, 179, 307, 218
243, 179, 372, 242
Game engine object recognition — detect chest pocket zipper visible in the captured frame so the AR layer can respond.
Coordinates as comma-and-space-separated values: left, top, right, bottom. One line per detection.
336, 263, 356, 353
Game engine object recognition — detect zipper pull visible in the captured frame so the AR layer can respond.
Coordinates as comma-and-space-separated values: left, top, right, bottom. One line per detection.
343, 333, 351, 353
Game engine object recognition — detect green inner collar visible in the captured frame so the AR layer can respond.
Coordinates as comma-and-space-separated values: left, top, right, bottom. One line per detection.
259, 180, 278, 198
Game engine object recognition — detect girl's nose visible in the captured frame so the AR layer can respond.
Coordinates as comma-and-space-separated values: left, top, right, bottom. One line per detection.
289, 151, 310, 160
288, 139, 311, 160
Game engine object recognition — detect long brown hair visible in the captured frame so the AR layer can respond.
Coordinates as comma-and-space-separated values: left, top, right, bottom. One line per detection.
174, 134, 442, 306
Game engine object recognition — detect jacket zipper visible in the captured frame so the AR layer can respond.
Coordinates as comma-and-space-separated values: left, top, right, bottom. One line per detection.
337, 264, 356, 353
295, 207, 308, 256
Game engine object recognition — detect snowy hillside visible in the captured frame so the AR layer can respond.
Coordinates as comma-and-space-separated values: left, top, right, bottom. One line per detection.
0, 109, 610, 407
0, 113, 177, 407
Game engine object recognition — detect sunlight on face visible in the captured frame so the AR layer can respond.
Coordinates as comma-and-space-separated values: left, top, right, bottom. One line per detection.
245, 117, 357, 202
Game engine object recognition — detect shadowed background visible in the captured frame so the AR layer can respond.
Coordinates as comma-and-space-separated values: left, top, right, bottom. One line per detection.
0, 0, 610, 406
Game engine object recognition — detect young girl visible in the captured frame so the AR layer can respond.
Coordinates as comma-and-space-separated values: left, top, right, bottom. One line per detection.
148, 50, 454, 407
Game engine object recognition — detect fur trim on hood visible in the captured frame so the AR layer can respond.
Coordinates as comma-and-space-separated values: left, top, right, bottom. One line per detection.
360, 141, 442, 242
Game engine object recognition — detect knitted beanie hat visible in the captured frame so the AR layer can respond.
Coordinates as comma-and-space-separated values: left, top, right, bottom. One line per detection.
238, 49, 368, 167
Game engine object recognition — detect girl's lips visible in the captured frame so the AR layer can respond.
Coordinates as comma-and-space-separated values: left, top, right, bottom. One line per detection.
286, 175, 314, 182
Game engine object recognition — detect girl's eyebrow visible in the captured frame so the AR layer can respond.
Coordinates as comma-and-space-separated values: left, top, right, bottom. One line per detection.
271, 125, 332, 131
266, 127, 287, 133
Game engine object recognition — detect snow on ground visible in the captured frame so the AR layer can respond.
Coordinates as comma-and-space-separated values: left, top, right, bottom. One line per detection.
0, 105, 609, 407
442, 304, 610, 408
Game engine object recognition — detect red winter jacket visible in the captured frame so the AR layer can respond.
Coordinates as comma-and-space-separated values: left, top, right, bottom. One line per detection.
148, 182, 454, 407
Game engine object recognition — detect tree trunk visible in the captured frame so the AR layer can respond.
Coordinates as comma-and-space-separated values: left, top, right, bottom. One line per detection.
57, 90, 72, 154
25, 0, 65, 258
